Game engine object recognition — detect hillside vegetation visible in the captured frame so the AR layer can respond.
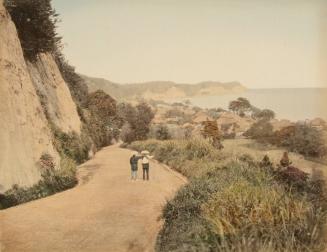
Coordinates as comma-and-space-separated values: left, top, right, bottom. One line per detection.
130, 139, 327, 252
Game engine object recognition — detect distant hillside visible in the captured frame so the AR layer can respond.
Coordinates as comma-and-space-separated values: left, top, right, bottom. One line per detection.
81, 74, 246, 101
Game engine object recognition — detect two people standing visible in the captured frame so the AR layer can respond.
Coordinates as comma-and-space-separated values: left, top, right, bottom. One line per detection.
129, 151, 153, 181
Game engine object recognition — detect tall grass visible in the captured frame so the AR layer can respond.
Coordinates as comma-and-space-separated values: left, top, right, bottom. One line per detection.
130, 138, 224, 177
129, 139, 327, 252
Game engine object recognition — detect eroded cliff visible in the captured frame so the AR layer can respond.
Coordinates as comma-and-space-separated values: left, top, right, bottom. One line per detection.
27, 53, 81, 134
0, 0, 82, 192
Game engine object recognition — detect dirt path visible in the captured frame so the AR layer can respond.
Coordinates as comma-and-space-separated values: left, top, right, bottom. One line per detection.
0, 145, 186, 252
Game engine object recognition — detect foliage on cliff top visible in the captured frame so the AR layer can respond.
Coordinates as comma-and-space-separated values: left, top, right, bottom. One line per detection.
5, 0, 61, 61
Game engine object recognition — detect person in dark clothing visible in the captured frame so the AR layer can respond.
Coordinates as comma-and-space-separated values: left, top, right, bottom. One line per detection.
130, 152, 141, 180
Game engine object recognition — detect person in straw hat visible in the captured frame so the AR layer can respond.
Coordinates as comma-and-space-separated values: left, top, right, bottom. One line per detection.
141, 150, 153, 181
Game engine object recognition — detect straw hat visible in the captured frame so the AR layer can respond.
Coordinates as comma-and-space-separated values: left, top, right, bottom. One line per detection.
141, 150, 150, 155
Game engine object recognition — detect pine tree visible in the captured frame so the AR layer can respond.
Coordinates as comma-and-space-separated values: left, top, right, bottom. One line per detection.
5, 0, 61, 61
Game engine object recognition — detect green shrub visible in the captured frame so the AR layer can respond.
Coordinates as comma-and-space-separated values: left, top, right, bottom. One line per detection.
53, 127, 90, 164
154, 124, 171, 140
0, 155, 77, 209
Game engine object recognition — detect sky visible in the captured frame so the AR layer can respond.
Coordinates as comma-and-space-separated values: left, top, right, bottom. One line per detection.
52, 0, 327, 88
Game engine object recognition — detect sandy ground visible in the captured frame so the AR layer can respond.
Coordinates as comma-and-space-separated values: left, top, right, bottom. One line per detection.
0, 145, 186, 252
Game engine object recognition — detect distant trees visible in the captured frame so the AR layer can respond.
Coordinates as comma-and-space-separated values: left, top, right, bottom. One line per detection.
5, 0, 61, 61
228, 97, 276, 121
277, 123, 327, 158
118, 102, 155, 143
246, 120, 327, 158
228, 97, 251, 117
134, 102, 155, 140
164, 108, 192, 125
207, 108, 225, 120
165, 109, 185, 118
244, 119, 274, 143
253, 109, 275, 120
150, 124, 172, 140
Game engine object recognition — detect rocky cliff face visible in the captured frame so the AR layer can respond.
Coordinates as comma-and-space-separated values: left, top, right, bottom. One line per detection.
27, 53, 81, 134
0, 0, 81, 192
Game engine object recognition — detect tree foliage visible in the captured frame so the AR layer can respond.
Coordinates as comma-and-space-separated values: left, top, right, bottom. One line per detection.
5, 0, 61, 61
155, 124, 171, 140
201, 119, 223, 149
244, 119, 274, 143
278, 123, 327, 158
87, 90, 117, 119
253, 109, 275, 120
118, 102, 154, 143
247, 121, 327, 158
86, 90, 118, 148
228, 97, 251, 116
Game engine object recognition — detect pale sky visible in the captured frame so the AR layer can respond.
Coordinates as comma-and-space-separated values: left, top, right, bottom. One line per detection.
52, 0, 327, 88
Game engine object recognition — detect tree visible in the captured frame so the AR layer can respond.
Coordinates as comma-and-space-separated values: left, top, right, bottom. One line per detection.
155, 124, 171, 140
120, 123, 135, 144
134, 102, 155, 140
87, 90, 117, 119
201, 119, 223, 149
228, 100, 240, 114
86, 90, 118, 147
228, 97, 251, 116
244, 119, 274, 143
118, 102, 154, 143
5, 0, 62, 61
254, 109, 275, 120
279, 123, 327, 157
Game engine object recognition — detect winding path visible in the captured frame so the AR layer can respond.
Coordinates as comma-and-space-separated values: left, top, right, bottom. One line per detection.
0, 145, 186, 252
